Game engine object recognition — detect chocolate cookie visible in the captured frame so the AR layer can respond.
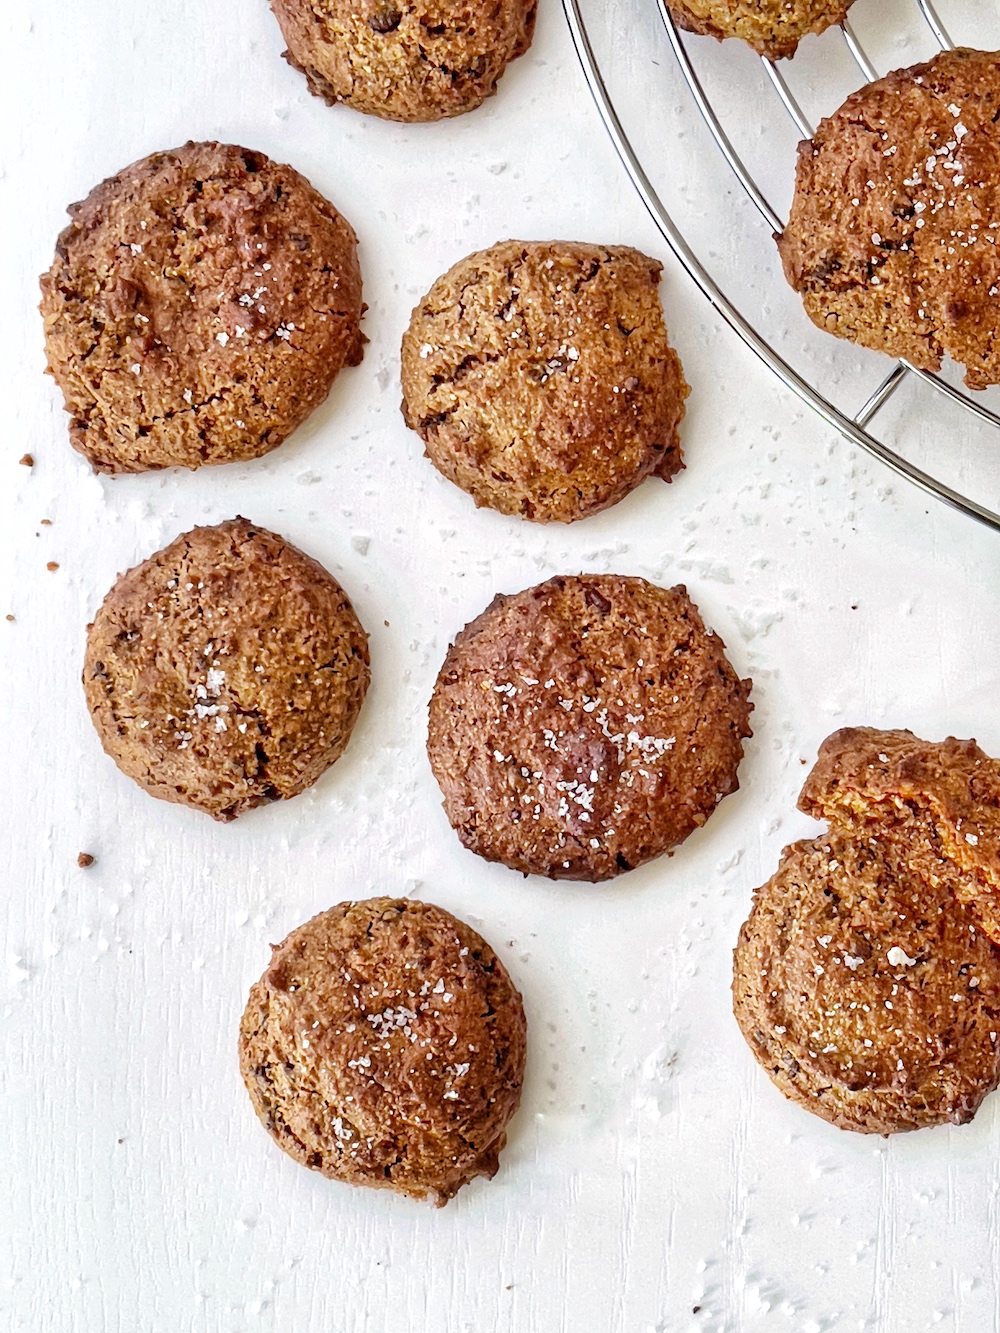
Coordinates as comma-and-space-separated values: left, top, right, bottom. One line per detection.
666, 0, 855, 60
801, 727, 1000, 947
734, 830, 1000, 1135
269, 0, 536, 123
40, 142, 364, 473
778, 49, 1000, 389
83, 518, 369, 820
427, 576, 752, 881
239, 897, 527, 1204
401, 241, 689, 523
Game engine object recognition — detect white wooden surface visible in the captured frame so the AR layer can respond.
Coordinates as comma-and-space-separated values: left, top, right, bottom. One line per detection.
4, 1, 1000, 1329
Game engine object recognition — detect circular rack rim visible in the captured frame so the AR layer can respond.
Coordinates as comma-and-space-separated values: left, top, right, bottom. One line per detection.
561, 0, 1000, 534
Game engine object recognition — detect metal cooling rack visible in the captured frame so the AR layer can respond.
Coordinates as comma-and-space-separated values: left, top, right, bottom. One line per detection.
562, 0, 1000, 532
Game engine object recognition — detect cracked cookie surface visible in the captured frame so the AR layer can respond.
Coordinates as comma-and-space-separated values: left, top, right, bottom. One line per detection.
269, 0, 536, 122
239, 897, 527, 1204
401, 241, 689, 523
779, 49, 1000, 388
665, 0, 854, 60
427, 575, 752, 881
40, 141, 364, 472
83, 518, 369, 820
800, 727, 1000, 947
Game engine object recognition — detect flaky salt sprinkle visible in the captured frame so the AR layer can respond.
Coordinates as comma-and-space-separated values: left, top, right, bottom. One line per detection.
887, 946, 917, 968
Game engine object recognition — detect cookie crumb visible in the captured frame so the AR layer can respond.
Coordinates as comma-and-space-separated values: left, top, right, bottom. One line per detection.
46, 561, 59, 572
19, 454, 33, 467
77, 852, 95, 867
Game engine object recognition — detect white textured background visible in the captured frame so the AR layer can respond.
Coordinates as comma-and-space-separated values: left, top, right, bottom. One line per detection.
3, 0, 1000, 1329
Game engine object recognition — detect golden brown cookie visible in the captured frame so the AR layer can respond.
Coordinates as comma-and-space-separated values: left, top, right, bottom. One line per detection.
800, 727, 1000, 946
778, 49, 1000, 389
734, 830, 1000, 1135
269, 0, 536, 123
401, 241, 689, 523
40, 142, 364, 473
84, 518, 369, 820
665, 0, 854, 60
239, 897, 527, 1204
427, 575, 752, 881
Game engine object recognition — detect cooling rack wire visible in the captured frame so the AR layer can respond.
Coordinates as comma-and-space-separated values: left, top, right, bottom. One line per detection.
562, 0, 1000, 532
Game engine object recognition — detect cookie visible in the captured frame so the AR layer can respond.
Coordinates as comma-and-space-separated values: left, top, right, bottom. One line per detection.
269, 0, 536, 123
401, 241, 689, 523
800, 727, 1000, 946
427, 575, 752, 881
239, 897, 527, 1204
665, 0, 855, 60
40, 142, 364, 473
778, 49, 1000, 389
83, 518, 369, 821
734, 830, 1000, 1135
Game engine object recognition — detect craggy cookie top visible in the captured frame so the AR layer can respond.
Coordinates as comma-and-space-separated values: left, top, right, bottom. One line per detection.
239, 897, 527, 1204
779, 49, 1000, 388
40, 142, 364, 472
734, 831, 1000, 1135
427, 576, 752, 881
84, 518, 369, 820
401, 241, 689, 523
665, 0, 854, 60
801, 726, 1000, 946
270, 0, 536, 123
